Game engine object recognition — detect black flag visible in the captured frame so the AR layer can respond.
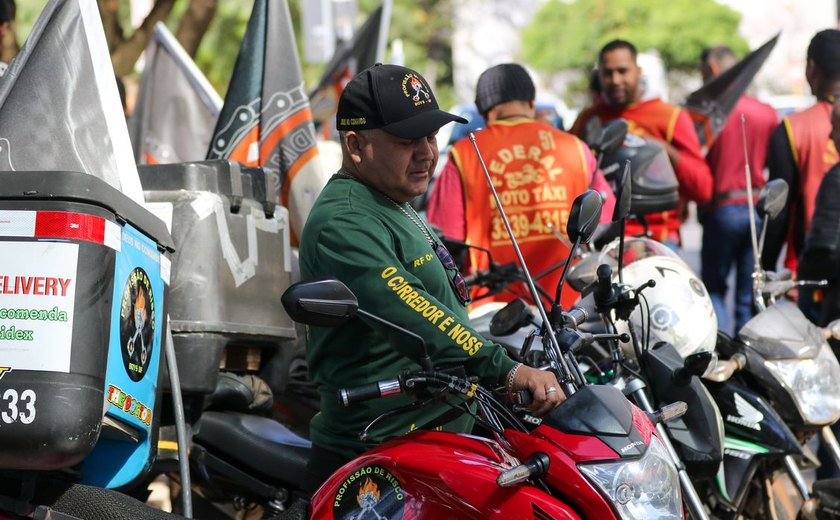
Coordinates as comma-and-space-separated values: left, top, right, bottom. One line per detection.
308, 1, 392, 133
207, 0, 326, 243
683, 33, 780, 152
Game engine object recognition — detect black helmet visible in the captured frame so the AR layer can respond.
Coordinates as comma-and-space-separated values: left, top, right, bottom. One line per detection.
600, 135, 679, 216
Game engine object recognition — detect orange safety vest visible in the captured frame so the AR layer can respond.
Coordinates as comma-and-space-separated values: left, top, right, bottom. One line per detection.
782, 101, 839, 271
450, 118, 589, 308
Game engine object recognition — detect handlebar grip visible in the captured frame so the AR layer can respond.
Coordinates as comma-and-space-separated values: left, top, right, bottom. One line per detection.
338, 378, 401, 407
565, 307, 589, 327
594, 264, 614, 304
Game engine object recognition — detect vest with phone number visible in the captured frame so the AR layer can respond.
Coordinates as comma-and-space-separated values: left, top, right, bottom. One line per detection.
450, 119, 588, 308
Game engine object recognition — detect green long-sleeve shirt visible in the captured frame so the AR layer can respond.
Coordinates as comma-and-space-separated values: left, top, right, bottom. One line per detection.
299, 174, 518, 458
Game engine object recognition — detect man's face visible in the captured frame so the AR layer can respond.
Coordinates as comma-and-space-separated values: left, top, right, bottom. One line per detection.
351, 129, 439, 203
599, 48, 642, 108
830, 104, 840, 152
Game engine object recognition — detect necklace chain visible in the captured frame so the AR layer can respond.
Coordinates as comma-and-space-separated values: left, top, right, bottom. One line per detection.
335, 168, 435, 247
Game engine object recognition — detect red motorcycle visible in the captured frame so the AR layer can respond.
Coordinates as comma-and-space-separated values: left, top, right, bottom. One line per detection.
281, 190, 686, 519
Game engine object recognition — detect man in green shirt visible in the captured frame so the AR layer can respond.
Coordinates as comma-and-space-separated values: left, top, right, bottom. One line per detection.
299, 63, 564, 487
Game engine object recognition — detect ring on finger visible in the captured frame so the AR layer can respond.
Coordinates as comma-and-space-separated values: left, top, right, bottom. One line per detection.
546, 386, 558, 394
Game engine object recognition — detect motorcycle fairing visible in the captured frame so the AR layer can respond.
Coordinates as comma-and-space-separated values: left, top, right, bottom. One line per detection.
704, 378, 802, 510
541, 384, 650, 458
642, 342, 724, 480
705, 380, 802, 454
738, 299, 824, 360
310, 430, 586, 519
714, 436, 768, 512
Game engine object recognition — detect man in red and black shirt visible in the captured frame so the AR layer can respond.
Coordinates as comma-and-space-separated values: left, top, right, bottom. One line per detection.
571, 40, 713, 247
763, 29, 840, 322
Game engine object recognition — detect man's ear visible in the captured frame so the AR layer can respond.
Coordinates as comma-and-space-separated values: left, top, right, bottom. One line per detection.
345, 131, 365, 166
806, 59, 818, 85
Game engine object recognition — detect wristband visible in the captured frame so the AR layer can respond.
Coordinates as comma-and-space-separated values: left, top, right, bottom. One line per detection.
506, 363, 523, 393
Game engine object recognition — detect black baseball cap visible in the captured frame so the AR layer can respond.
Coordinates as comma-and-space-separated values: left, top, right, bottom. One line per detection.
336, 63, 467, 139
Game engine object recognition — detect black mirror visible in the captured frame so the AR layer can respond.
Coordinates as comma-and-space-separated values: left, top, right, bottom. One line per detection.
281, 279, 359, 327
567, 190, 603, 244
673, 351, 714, 384
489, 299, 535, 336
611, 160, 632, 222
593, 119, 628, 156
756, 179, 788, 220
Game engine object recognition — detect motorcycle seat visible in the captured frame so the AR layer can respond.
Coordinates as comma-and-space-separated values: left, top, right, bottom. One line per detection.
193, 411, 311, 485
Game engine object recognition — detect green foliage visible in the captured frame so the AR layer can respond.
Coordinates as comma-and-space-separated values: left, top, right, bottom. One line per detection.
523, 0, 749, 73
292, 0, 457, 107
12, 1, 49, 43
16, 1, 458, 107
388, 0, 455, 107
191, 1, 251, 97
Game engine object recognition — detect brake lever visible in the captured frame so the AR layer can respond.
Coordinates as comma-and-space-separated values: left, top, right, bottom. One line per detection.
359, 396, 439, 441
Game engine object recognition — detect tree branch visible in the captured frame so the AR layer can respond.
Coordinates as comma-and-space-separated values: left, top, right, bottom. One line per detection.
97, 0, 125, 53
176, 0, 217, 57
110, 0, 176, 76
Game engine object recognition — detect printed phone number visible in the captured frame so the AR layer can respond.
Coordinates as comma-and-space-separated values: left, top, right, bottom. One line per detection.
491, 209, 570, 243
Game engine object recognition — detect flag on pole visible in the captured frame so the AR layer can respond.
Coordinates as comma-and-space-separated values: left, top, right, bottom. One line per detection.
309, 1, 392, 134
207, 0, 327, 244
129, 22, 222, 165
683, 33, 780, 153
0, 0, 143, 202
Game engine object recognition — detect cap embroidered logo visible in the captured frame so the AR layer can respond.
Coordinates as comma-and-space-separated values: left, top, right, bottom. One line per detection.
402, 74, 431, 106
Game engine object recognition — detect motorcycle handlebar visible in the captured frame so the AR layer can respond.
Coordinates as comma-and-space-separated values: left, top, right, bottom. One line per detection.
339, 378, 402, 407
764, 269, 793, 282
763, 279, 828, 299
564, 307, 589, 328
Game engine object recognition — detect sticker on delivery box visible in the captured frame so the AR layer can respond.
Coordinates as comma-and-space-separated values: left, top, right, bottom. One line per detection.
0, 242, 78, 373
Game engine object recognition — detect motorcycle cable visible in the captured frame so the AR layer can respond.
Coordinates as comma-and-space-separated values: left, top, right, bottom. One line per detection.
468, 133, 581, 394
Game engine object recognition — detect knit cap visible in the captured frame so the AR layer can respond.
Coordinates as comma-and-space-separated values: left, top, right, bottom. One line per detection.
474, 63, 536, 115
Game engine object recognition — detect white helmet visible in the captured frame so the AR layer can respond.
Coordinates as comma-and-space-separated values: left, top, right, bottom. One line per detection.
599, 238, 718, 358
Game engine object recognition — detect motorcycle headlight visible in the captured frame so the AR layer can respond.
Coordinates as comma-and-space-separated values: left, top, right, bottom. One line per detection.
765, 342, 840, 425
578, 436, 682, 519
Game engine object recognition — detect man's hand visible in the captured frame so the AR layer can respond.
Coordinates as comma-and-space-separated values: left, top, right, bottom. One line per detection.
511, 365, 566, 416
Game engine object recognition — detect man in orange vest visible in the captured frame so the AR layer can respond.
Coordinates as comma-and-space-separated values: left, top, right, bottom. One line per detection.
571, 40, 713, 247
427, 63, 614, 309
763, 29, 840, 321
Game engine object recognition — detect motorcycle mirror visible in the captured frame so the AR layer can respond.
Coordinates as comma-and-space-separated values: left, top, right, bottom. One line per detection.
567, 190, 603, 245
648, 401, 687, 425
593, 119, 628, 156
674, 351, 714, 384
489, 299, 535, 336
611, 160, 632, 222
756, 179, 789, 220
281, 279, 359, 327
282, 278, 435, 372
